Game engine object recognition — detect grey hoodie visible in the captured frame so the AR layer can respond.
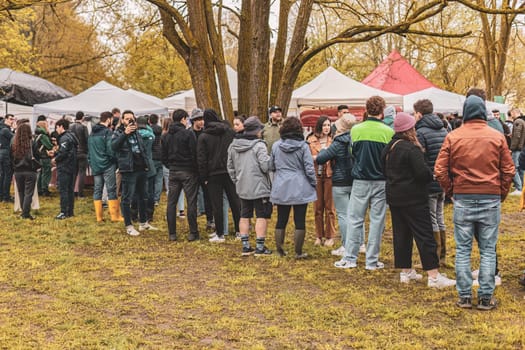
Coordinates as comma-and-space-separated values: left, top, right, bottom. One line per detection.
227, 137, 271, 200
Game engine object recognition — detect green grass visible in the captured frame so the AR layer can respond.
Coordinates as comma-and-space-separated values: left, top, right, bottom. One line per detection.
1, 191, 524, 349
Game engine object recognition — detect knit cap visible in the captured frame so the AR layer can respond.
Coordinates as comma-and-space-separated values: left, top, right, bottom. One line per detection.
243, 116, 264, 136
393, 112, 415, 133
334, 113, 357, 137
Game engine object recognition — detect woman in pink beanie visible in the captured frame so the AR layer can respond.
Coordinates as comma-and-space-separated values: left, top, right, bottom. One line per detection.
381, 112, 456, 288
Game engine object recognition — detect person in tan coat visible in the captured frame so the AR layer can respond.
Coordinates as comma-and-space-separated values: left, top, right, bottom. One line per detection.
307, 116, 337, 246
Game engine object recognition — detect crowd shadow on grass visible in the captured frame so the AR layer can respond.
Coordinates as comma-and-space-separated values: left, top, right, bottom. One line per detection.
0, 192, 524, 348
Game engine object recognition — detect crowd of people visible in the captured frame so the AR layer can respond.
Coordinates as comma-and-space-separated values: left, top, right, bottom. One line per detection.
0, 89, 524, 310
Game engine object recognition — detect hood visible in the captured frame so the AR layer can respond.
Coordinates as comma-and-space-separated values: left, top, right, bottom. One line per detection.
463, 95, 487, 122
204, 109, 220, 128
168, 122, 186, 135
203, 121, 229, 135
230, 138, 264, 153
91, 123, 108, 135
138, 126, 155, 139
416, 113, 445, 130
278, 138, 304, 153
61, 130, 79, 146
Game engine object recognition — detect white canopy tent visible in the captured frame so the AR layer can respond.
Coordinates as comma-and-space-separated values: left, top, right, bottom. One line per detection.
163, 65, 239, 112
289, 67, 403, 110
403, 87, 509, 114
1, 101, 33, 119
33, 81, 168, 118
127, 88, 165, 107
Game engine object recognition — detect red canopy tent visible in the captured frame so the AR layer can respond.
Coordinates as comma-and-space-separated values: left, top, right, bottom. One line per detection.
362, 50, 436, 95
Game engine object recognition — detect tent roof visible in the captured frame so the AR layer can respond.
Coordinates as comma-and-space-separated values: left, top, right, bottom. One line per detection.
403, 87, 509, 114
127, 88, 165, 106
0, 68, 72, 106
362, 50, 436, 95
290, 67, 403, 107
33, 81, 168, 117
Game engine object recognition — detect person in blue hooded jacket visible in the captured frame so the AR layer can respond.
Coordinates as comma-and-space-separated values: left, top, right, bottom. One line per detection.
270, 117, 316, 258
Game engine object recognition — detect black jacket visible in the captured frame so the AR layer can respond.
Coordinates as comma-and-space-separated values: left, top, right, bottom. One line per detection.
161, 122, 197, 171
111, 125, 148, 173
197, 121, 235, 181
55, 131, 78, 174
151, 123, 162, 161
12, 141, 40, 172
381, 135, 433, 207
0, 121, 13, 154
415, 113, 447, 194
69, 121, 89, 156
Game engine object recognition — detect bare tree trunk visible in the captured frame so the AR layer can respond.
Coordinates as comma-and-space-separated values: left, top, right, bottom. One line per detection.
250, 0, 271, 119
237, 0, 252, 117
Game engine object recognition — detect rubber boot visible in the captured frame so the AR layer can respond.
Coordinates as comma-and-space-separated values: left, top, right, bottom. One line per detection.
294, 229, 308, 259
275, 229, 286, 256
439, 230, 447, 266
108, 199, 124, 222
94, 200, 104, 222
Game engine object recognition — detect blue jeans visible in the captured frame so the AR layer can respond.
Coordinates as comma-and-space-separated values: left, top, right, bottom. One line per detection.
342, 180, 387, 267
454, 197, 500, 299
512, 151, 523, 191
93, 165, 117, 200
332, 186, 352, 246
152, 160, 163, 202
428, 192, 446, 232
121, 171, 148, 226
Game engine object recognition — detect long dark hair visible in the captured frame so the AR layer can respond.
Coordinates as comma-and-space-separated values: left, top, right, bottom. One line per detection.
314, 116, 330, 137
12, 123, 33, 160
396, 128, 424, 151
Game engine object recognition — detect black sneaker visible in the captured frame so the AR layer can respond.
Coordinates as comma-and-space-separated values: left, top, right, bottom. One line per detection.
477, 296, 498, 310
242, 246, 255, 256
254, 246, 272, 256
188, 233, 200, 242
169, 234, 177, 241
456, 297, 472, 309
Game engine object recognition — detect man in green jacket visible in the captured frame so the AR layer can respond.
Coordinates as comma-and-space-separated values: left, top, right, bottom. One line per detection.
262, 105, 283, 154
34, 115, 54, 197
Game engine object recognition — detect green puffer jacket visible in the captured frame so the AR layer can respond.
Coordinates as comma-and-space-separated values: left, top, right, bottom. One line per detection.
88, 124, 115, 175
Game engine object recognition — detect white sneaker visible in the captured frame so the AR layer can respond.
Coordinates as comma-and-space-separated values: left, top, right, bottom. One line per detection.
126, 225, 140, 236
428, 273, 456, 289
510, 189, 522, 196
359, 244, 366, 254
365, 261, 385, 271
139, 222, 158, 231
400, 269, 423, 283
472, 269, 479, 280
334, 259, 357, 269
209, 234, 225, 243
331, 246, 345, 256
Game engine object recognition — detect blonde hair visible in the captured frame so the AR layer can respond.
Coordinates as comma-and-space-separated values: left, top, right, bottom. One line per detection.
36, 120, 49, 133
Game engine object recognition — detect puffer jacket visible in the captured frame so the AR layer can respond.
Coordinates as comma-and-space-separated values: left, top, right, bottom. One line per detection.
197, 121, 235, 181
34, 126, 53, 159
270, 133, 317, 205
510, 116, 525, 151
151, 123, 162, 161
415, 113, 447, 193
316, 132, 353, 187
227, 135, 271, 200
0, 121, 13, 154
88, 124, 115, 175
161, 122, 197, 172
55, 130, 78, 174
138, 126, 156, 178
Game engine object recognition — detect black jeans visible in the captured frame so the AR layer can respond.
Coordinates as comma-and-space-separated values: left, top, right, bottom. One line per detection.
121, 171, 148, 226
15, 171, 37, 217
74, 154, 88, 195
57, 169, 75, 216
207, 173, 240, 235
167, 170, 199, 236
275, 204, 307, 230
0, 151, 13, 200
390, 204, 439, 271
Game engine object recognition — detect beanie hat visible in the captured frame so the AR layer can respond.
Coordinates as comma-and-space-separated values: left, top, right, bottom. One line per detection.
190, 108, 204, 121
383, 106, 396, 120
462, 95, 487, 122
334, 113, 357, 137
243, 116, 264, 136
393, 112, 415, 133
203, 109, 220, 127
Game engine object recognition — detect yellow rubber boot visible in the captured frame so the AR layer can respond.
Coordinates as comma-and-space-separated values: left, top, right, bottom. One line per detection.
94, 200, 104, 222
108, 199, 124, 222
